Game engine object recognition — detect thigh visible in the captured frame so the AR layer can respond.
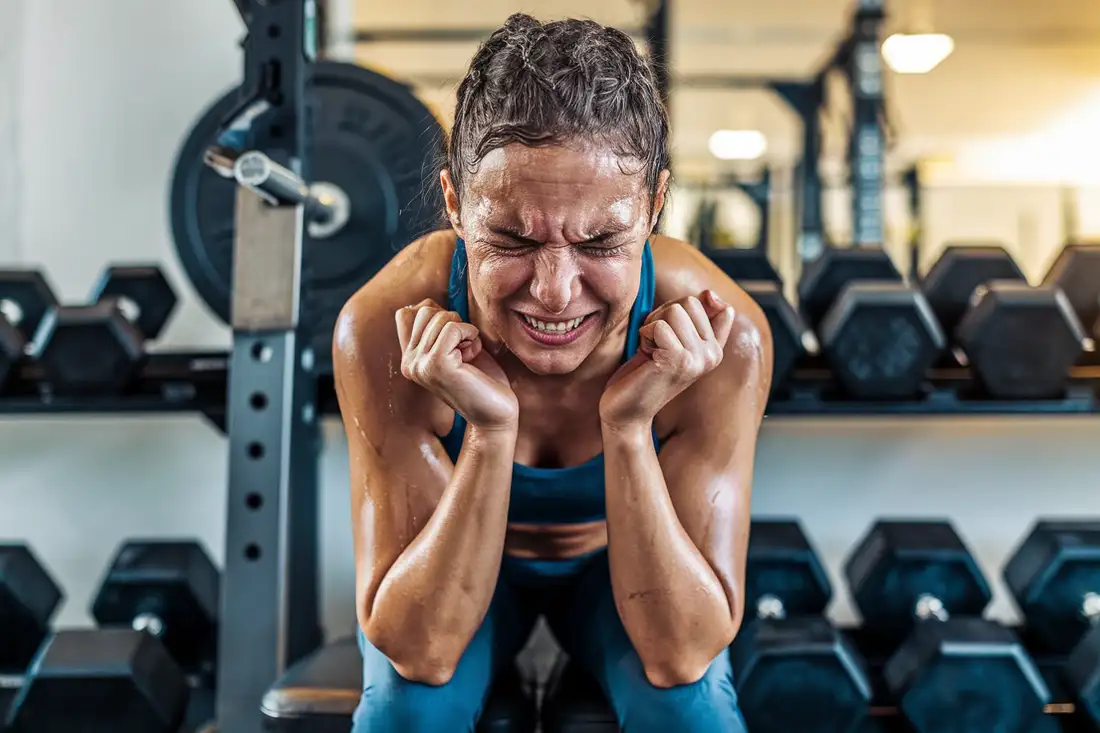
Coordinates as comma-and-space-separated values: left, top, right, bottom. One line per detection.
546, 551, 746, 733
353, 574, 536, 733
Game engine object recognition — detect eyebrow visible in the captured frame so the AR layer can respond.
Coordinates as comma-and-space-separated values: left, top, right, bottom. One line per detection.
488, 222, 630, 244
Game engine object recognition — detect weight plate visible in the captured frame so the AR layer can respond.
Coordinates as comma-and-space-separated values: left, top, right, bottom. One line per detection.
170, 62, 445, 372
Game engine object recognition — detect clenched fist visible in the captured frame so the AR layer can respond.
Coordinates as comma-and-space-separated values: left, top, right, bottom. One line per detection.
599, 290, 735, 430
396, 299, 519, 430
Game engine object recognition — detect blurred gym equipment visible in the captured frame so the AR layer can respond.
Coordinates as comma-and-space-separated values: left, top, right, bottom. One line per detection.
731, 520, 871, 733
845, 520, 1049, 733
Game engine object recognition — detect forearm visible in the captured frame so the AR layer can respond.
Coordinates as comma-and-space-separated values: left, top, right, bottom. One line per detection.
366, 424, 515, 680
602, 421, 736, 684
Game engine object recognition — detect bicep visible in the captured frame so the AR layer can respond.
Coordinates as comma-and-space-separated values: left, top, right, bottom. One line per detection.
659, 306, 771, 618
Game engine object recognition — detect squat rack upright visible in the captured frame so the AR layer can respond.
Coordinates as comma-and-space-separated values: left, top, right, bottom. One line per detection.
216, 1, 324, 732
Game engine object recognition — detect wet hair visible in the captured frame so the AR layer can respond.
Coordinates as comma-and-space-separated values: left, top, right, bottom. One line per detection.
445, 13, 670, 216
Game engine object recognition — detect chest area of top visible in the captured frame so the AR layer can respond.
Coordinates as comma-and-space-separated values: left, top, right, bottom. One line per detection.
511, 385, 605, 469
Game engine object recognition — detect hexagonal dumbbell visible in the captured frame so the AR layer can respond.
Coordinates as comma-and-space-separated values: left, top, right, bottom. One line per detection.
731, 520, 871, 733
0, 269, 60, 342
31, 300, 145, 394
845, 520, 1050, 733
921, 244, 1026, 339
799, 247, 944, 399
0, 316, 26, 391
7, 628, 189, 733
0, 544, 63, 672
90, 539, 219, 676
740, 281, 809, 392
87, 264, 178, 342
956, 282, 1086, 399
1003, 519, 1100, 727
818, 282, 945, 399
1042, 242, 1100, 332
701, 246, 783, 286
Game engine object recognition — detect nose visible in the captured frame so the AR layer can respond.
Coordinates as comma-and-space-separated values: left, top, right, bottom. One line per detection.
530, 247, 579, 315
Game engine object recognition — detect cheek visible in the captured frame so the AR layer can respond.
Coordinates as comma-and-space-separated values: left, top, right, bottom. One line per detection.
474, 258, 529, 308
583, 262, 639, 311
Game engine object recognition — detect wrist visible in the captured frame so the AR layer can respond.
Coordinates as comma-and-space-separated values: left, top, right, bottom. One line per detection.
600, 417, 653, 443
466, 420, 519, 447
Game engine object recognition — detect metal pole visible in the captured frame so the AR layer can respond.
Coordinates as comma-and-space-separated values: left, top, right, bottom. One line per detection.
774, 80, 826, 262
644, 0, 671, 111
215, 1, 322, 732
848, 0, 887, 247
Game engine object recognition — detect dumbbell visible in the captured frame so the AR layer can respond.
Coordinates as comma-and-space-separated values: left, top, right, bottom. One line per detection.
7, 539, 215, 733
0, 270, 60, 391
1003, 519, 1100, 727
731, 520, 870, 733
90, 539, 220, 677
32, 264, 179, 395
922, 245, 1087, 399
0, 543, 63, 722
845, 520, 1050, 733
799, 247, 945, 400
1042, 242, 1100, 334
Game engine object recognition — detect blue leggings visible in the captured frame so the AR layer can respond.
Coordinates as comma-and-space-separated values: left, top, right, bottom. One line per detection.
352, 550, 746, 732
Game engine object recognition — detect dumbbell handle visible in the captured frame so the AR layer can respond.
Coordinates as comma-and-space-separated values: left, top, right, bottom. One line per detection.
914, 593, 950, 622
756, 594, 787, 620
132, 612, 165, 638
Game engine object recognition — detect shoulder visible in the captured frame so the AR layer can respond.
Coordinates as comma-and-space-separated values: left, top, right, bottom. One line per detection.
332, 230, 458, 423
334, 229, 457, 359
649, 235, 773, 422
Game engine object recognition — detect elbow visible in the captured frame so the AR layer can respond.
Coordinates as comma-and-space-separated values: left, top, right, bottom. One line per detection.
361, 617, 460, 687
641, 616, 741, 689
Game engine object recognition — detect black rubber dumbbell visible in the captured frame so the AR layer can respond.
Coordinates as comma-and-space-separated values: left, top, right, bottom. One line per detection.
1042, 242, 1100, 334
845, 520, 1050, 733
1003, 519, 1100, 727
90, 539, 220, 678
6, 539, 216, 733
32, 264, 179, 395
732, 520, 871, 733
799, 247, 944, 400
922, 245, 1086, 399
0, 270, 60, 391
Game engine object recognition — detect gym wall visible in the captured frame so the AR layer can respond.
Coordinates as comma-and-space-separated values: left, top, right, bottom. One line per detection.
2, 0, 1100, 641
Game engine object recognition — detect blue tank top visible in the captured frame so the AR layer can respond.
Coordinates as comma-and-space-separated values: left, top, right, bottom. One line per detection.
439, 238, 660, 527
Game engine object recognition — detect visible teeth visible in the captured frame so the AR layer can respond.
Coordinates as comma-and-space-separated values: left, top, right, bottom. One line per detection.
523, 314, 585, 333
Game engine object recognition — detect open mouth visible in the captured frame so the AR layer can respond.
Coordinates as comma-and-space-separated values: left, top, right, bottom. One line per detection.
518, 312, 596, 345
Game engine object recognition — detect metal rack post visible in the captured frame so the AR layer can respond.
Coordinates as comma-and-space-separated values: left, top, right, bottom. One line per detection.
847, 0, 887, 246
215, 1, 323, 732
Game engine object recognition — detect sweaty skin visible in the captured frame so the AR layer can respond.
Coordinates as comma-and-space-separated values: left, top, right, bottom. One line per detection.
333, 142, 773, 686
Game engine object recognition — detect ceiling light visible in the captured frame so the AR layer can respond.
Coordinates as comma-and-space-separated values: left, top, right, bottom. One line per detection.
708, 130, 767, 161
882, 33, 955, 74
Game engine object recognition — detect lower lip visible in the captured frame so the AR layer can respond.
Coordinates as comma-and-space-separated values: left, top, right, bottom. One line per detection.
518, 313, 596, 346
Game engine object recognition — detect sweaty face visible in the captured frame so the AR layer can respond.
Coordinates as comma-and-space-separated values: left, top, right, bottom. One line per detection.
445, 143, 661, 375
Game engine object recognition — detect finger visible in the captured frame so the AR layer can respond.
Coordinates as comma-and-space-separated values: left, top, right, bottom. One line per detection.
418, 311, 460, 352
395, 307, 417, 352
432, 320, 481, 359
681, 296, 716, 343
664, 303, 706, 351
651, 318, 685, 354
710, 304, 736, 348
701, 289, 729, 320
408, 304, 444, 351
643, 302, 671, 327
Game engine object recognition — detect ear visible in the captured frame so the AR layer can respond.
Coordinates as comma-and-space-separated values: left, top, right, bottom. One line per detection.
649, 169, 671, 230
440, 169, 464, 236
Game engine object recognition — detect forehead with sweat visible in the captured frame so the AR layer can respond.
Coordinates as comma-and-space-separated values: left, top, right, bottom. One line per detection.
459, 143, 652, 243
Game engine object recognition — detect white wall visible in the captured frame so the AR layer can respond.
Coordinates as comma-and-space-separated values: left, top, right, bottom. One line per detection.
2, 0, 1100, 652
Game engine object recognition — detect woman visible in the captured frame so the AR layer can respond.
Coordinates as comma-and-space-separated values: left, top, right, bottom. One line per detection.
333, 13, 772, 733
